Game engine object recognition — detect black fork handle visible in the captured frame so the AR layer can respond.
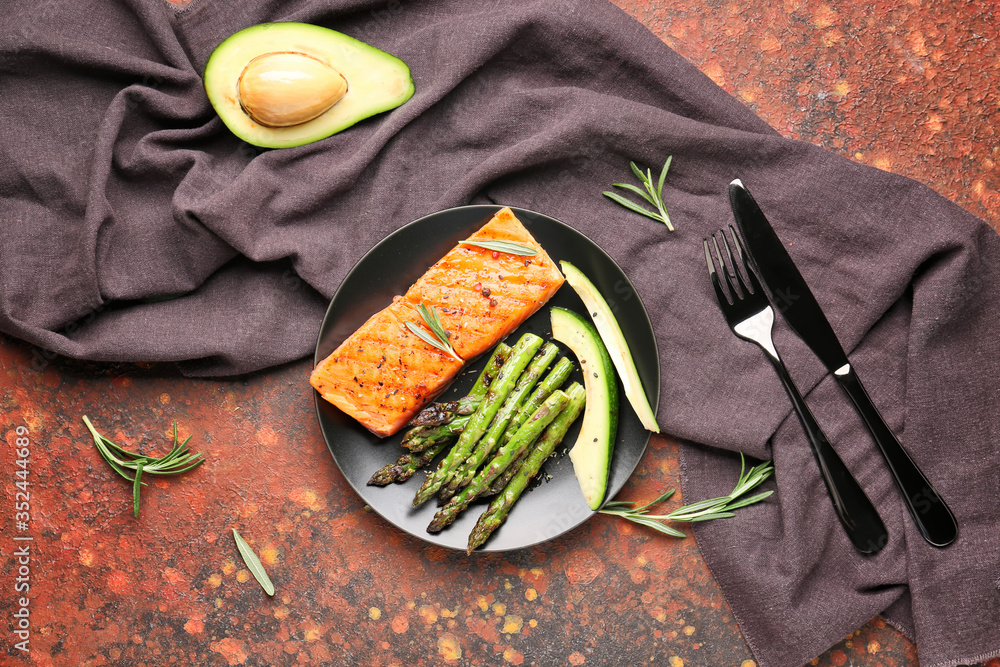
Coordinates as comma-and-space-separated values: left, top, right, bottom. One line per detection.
834, 368, 957, 547
764, 353, 889, 555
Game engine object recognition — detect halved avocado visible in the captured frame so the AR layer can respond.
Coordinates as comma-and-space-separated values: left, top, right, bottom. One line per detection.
204, 22, 415, 149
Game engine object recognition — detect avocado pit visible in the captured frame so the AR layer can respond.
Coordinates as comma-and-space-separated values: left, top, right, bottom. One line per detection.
237, 51, 348, 128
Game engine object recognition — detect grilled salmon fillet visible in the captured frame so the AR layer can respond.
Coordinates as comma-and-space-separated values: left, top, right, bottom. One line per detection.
311, 207, 564, 437
310, 298, 465, 437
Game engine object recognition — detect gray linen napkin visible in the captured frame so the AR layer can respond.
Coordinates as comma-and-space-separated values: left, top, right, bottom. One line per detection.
2, 0, 998, 664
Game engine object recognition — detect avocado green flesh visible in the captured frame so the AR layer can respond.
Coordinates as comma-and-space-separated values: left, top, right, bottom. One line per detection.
550, 307, 619, 510
204, 22, 415, 148
560, 261, 659, 433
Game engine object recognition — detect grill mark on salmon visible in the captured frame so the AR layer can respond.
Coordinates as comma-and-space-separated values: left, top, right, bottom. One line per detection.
310, 207, 564, 437
405, 208, 563, 360
311, 299, 464, 437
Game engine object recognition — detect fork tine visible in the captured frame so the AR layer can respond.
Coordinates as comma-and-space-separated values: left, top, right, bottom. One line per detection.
703, 238, 716, 280
703, 238, 730, 305
711, 234, 740, 301
718, 229, 751, 298
727, 225, 764, 296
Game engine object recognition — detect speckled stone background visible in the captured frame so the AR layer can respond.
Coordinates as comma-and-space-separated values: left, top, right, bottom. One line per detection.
2, 1, 998, 666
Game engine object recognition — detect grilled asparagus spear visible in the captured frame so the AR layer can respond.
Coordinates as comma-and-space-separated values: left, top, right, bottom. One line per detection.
481, 356, 575, 496
442, 343, 558, 500
413, 334, 543, 506
427, 390, 570, 533
467, 383, 586, 552
368, 439, 454, 486
368, 343, 511, 484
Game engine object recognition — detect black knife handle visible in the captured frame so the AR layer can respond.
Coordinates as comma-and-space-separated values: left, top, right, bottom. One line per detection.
767, 356, 889, 555
835, 367, 958, 547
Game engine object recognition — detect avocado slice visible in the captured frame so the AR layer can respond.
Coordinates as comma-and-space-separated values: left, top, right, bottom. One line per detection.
560, 261, 660, 433
550, 306, 620, 510
204, 22, 415, 148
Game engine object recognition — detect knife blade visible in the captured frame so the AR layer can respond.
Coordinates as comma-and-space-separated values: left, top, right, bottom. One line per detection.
728, 178, 958, 548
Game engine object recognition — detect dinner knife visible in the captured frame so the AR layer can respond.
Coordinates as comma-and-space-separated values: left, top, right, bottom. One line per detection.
728, 178, 958, 548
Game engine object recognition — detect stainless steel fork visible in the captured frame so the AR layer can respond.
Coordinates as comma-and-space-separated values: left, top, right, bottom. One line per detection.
704, 227, 888, 555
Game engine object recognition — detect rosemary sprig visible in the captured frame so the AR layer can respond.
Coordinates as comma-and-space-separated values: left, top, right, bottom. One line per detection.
232, 528, 275, 596
82, 415, 206, 517
459, 239, 537, 256
600, 454, 774, 537
603, 156, 675, 231
405, 303, 463, 362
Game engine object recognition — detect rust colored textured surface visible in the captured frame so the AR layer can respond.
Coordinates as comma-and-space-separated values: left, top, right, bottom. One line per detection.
1, 349, 753, 667
615, 0, 1000, 235
2, 2, 997, 667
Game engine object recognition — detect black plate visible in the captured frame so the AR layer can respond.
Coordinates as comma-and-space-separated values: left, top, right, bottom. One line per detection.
314, 205, 659, 552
